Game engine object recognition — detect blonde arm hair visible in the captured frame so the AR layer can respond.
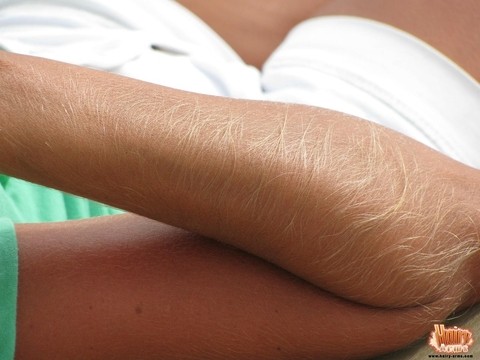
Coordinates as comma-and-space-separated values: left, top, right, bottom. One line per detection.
1, 51, 479, 312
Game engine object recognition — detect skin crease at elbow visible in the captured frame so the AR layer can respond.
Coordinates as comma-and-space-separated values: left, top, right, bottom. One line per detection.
5, 54, 480, 360
1, 0, 480, 359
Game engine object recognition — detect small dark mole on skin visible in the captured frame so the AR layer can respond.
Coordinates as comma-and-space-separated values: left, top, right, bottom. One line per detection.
274, 309, 279, 314
135, 305, 143, 315
88, 305, 93, 311
276, 346, 282, 352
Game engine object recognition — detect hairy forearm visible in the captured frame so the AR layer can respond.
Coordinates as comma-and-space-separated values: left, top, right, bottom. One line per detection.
1, 51, 479, 309
15, 214, 450, 360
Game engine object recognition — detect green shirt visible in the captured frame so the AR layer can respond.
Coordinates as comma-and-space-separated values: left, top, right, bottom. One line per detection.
0, 175, 122, 360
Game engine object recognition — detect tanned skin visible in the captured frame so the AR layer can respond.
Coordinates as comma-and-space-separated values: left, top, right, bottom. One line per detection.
1, 1, 479, 358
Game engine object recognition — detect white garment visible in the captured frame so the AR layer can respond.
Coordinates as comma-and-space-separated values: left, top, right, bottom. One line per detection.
263, 17, 480, 169
1, 0, 479, 168
0, 0, 262, 97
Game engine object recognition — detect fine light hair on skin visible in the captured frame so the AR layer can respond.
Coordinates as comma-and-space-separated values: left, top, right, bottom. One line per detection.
148, 96, 480, 311
325, 126, 477, 308
299, 121, 479, 308
64, 81, 480, 312
5, 53, 480, 359
3, 53, 478, 314
194, 106, 480, 310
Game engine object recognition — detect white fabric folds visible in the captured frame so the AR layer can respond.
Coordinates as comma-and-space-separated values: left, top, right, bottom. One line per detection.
1, 1, 479, 167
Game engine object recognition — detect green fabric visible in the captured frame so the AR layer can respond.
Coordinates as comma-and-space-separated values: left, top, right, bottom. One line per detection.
2, 177, 123, 223
0, 218, 17, 360
0, 175, 123, 359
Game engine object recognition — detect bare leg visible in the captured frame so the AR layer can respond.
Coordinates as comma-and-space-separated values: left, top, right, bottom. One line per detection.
314, 0, 480, 82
